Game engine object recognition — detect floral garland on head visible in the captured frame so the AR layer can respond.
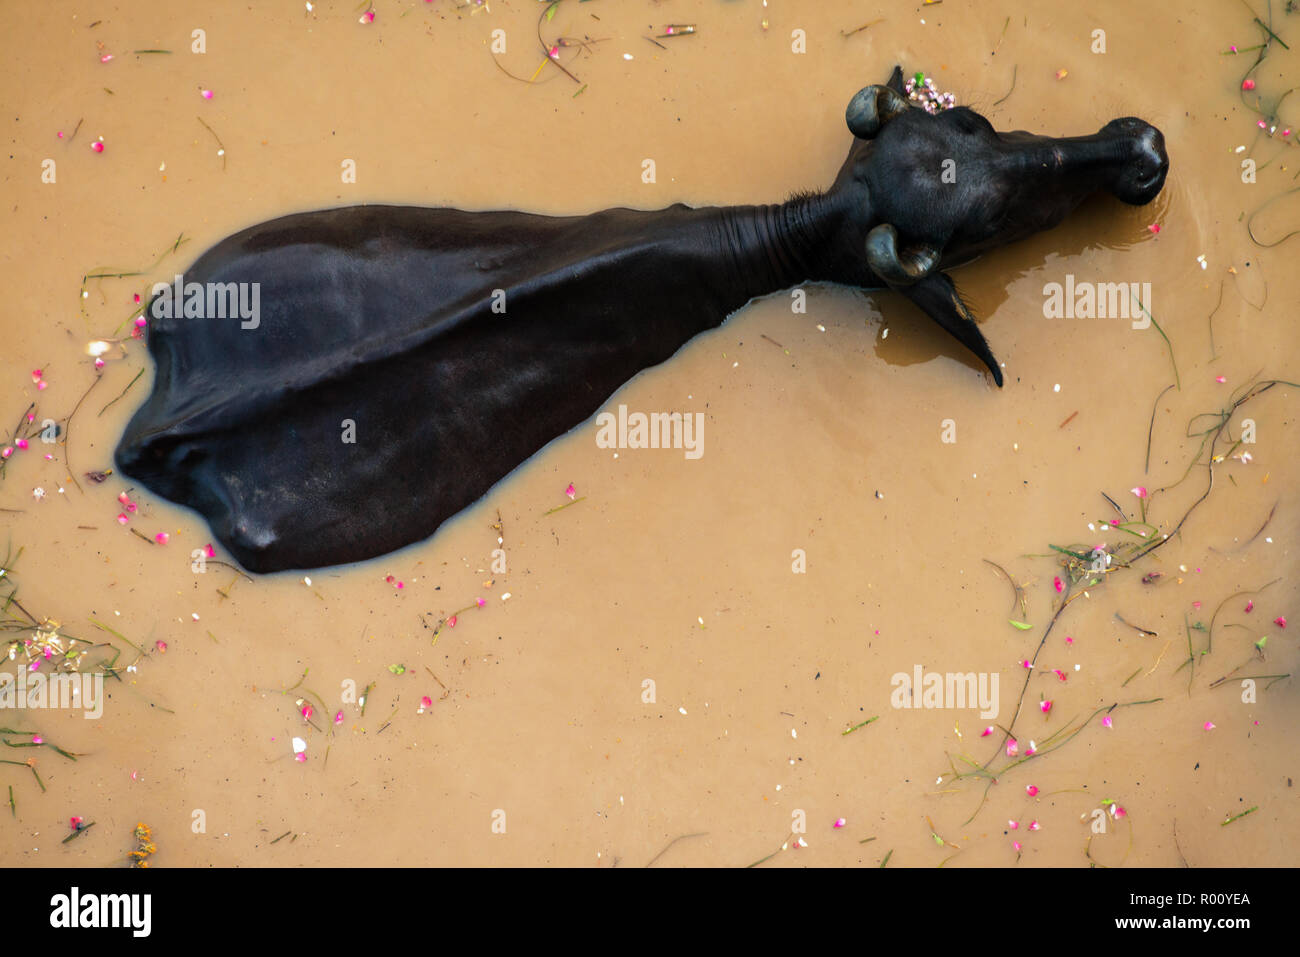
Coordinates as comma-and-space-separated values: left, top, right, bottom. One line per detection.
904, 71, 956, 114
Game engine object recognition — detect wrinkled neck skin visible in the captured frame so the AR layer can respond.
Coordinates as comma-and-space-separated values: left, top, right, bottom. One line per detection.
711, 196, 861, 303
575, 198, 860, 343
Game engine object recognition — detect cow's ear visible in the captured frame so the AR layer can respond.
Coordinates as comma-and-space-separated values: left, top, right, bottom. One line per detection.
845, 84, 910, 139
899, 271, 1004, 387
864, 224, 940, 285
886, 65, 906, 95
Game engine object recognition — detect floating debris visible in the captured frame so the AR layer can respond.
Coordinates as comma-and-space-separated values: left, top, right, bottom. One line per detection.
841, 715, 878, 736
904, 72, 956, 113
1222, 806, 1258, 826
62, 817, 95, 844
127, 822, 155, 867
841, 19, 883, 39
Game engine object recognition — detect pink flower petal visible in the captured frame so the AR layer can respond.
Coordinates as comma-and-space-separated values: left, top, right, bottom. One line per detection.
565, 482, 576, 499
1053, 576, 1063, 593
91, 141, 104, 153
1012, 840, 1022, 852
1026, 785, 1039, 796
32, 735, 43, 745
1148, 223, 1161, 233
201, 89, 214, 99
1274, 616, 1287, 628
1242, 78, 1256, 90
1204, 721, 1216, 731
1215, 375, 1227, 384
1006, 739, 1018, 757
334, 710, 344, 725
1244, 599, 1254, 613
155, 532, 169, 544
154, 640, 167, 653
1028, 820, 1041, 831
1130, 486, 1147, 499
833, 817, 846, 828
1040, 700, 1052, 714
1101, 715, 1113, 728
1009, 820, 1019, 829
980, 725, 994, 737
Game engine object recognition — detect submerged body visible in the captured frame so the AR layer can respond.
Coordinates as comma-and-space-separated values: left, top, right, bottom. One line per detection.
116, 67, 1169, 573
118, 202, 812, 572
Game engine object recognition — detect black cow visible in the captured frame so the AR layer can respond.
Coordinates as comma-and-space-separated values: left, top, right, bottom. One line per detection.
116, 66, 1169, 573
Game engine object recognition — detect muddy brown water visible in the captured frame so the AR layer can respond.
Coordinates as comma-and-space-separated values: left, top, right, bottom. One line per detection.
1, 1, 1296, 868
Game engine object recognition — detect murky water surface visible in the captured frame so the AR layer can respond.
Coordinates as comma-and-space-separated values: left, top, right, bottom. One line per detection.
1, 0, 1296, 867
